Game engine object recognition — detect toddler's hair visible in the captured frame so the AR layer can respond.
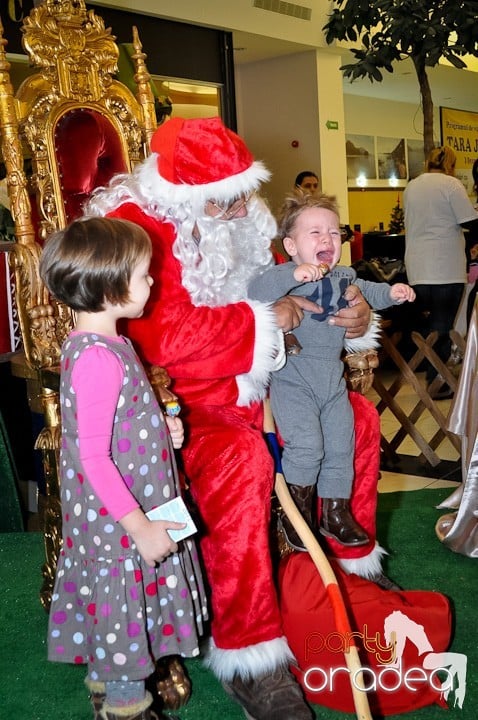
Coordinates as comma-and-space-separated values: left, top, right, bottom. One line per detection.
40, 217, 152, 312
277, 191, 340, 241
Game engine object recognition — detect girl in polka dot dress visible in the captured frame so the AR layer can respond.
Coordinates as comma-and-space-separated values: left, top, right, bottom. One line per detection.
40, 217, 208, 720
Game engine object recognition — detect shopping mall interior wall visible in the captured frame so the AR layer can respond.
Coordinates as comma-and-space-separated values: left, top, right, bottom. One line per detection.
236, 51, 322, 217
343, 94, 441, 232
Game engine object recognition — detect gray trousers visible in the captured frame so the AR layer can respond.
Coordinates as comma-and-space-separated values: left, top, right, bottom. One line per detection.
270, 354, 354, 498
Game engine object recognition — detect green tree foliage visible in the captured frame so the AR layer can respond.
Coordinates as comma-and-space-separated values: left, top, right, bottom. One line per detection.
323, 1, 478, 158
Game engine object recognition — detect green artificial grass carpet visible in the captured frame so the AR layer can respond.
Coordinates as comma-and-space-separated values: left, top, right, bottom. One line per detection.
1, 487, 475, 719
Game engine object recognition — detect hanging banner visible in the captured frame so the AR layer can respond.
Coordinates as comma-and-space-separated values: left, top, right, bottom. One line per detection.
440, 106, 478, 198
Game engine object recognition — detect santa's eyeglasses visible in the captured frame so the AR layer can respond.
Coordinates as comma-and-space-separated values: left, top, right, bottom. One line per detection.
206, 192, 253, 220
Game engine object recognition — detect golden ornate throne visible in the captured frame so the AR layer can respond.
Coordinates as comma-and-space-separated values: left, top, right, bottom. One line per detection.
0, 0, 157, 609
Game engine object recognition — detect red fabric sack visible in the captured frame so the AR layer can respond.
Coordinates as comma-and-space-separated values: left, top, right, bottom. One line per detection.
279, 553, 452, 716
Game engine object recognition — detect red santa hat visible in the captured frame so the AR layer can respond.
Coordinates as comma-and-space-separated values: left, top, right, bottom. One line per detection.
140, 116, 271, 207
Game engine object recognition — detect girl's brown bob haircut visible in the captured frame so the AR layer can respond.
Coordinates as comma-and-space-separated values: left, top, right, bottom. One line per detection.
39, 217, 152, 312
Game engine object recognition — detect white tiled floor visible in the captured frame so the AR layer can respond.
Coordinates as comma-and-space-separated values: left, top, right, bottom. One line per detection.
365, 368, 461, 494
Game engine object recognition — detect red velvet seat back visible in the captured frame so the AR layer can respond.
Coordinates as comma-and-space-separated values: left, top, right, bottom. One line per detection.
54, 108, 128, 224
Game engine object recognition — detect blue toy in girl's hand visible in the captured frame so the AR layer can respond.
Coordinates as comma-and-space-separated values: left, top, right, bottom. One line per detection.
165, 400, 181, 417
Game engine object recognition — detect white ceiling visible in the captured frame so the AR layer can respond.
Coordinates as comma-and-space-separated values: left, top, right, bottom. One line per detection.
232, 30, 478, 113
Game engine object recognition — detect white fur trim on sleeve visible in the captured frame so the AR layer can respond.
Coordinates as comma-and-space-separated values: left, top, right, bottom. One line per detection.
236, 300, 282, 406
343, 310, 382, 353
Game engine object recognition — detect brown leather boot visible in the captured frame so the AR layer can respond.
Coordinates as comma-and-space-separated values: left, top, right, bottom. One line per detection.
320, 498, 369, 547
370, 572, 402, 591
279, 484, 316, 552
222, 665, 314, 719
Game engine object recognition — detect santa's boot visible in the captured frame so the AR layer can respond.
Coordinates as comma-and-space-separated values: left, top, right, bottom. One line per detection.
279, 484, 316, 552
86, 679, 106, 719
100, 691, 164, 720
320, 498, 369, 546
223, 665, 314, 720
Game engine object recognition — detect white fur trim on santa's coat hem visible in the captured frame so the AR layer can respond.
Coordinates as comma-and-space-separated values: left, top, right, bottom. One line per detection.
236, 300, 284, 407
204, 636, 296, 682
343, 310, 382, 353
336, 542, 388, 579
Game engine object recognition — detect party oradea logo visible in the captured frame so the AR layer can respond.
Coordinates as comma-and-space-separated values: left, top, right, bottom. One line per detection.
303, 609, 467, 709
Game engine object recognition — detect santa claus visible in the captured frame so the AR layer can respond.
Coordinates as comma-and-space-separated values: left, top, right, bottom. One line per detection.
86, 116, 389, 719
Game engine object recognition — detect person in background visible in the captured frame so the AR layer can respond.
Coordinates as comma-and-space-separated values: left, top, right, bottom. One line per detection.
249, 192, 415, 551
404, 145, 478, 400
40, 217, 207, 720
294, 170, 320, 195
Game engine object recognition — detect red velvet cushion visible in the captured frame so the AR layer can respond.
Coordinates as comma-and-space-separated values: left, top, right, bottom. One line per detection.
54, 108, 128, 222
279, 553, 452, 715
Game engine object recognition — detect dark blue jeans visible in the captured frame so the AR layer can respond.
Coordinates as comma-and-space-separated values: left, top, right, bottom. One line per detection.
412, 283, 465, 383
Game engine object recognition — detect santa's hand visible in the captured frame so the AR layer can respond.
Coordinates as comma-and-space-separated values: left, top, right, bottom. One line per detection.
273, 295, 322, 332
329, 285, 370, 338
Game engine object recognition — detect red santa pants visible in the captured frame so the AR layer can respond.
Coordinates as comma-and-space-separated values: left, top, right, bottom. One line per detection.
182, 401, 283, 651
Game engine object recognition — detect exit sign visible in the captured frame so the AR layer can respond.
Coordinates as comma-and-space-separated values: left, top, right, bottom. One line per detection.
326, 120, 339, 130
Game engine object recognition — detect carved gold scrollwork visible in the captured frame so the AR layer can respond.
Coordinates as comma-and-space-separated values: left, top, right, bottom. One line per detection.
23, 0, 119, 102
36, 388, 62, 610
106, 94, 143, 164
131, 26, 157, 147
9, 242, 65, 367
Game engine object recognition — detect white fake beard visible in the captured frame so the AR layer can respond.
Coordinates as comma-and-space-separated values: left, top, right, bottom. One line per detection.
173, 195, 276, 307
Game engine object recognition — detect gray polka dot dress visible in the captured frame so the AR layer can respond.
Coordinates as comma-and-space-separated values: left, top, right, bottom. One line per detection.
48, 333, 208, 682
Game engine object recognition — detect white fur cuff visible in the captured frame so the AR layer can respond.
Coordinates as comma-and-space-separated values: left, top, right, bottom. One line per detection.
344, 310, 382, 353
204, 636, 296, 681
236, 300, 284, 406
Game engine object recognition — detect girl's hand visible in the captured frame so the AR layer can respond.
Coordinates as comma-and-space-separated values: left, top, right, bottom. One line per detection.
166, 415, 184, 449
134, 519, 186, 566
120, 508, 186, 566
